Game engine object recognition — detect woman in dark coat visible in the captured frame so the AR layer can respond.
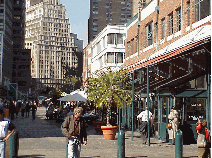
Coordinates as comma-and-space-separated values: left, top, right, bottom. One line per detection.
9, 101, 16, 120
25, 102, 30, 117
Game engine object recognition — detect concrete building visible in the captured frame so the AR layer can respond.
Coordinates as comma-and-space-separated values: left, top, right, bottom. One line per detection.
0, 0, 13, 98
83, 24, 126, 85
121, 0, 211, 143
88, 0, 141, 43
12, 0, 31, 97
25, 0, 76, 91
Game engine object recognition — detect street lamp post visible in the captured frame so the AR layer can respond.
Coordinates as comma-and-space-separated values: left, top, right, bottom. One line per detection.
147, 65, 150, 146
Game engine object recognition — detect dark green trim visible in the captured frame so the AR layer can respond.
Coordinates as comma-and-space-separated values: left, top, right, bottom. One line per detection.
126, 13, 138, 27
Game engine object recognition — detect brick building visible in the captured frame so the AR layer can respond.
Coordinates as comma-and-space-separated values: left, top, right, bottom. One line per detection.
122, 0, 211, 143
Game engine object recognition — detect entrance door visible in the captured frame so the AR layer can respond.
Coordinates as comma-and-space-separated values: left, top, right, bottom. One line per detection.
185, 97, 206, 144
159, 96, 169, 142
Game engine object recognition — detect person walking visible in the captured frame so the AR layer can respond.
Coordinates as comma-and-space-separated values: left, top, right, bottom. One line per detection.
21, 102, 26, 119
0, 108, 16, 157
25, 102, 30, 117
15, 101, 21, 118
196, 119, 210, 158
168, 106, 179, 144
137, 106, 153, 144
9, 100, 16, 120
61, 107, 87, 158
31, 101, 37, 120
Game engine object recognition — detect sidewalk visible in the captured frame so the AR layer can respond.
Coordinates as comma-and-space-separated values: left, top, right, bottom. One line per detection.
80, 127, 198, 158
12, 107, 198, 158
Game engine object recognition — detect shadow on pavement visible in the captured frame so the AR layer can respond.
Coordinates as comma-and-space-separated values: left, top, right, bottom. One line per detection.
125, 156, 147, 158
18, 155, 45, 158
12, 108, 64, 138
81, 157, 100, 158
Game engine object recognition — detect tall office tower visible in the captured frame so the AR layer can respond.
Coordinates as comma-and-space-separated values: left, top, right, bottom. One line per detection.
12, 0, 31, 96
25, 0, 75, 90
88, 0, 140, 43
0, 0, 13, 88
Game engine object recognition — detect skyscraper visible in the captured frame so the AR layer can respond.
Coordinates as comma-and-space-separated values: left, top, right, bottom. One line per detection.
12, 0, 31, 97
88, 0, 140, 43
0, 0, 13, 87
25, 0, 76, 90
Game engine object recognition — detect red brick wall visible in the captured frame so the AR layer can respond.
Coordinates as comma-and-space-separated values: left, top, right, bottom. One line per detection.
124, 0, 211, 69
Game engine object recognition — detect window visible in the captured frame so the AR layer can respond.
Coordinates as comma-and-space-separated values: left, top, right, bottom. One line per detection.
131, 39, 134, 55
168, 13, 173, 35
127, 14, 131, 18
107, 52, 114, 63
187, 1, 190, 26
120, 18, 125, 23
107, 33, 123, 44
116, 53, 123, 63
145, 22, 153, 47
93, 0, 98, 4
93, 22, 98, 26
194, 0, 210, 22
92, 11, 98, 15
161, 18, 165, 39
121, 2, 125, 5
121, 14, 125, 18
176, 7, 181, 32
92, 27, 97, 32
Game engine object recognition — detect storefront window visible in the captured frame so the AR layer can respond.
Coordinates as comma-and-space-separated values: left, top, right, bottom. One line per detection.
186, 98, 206, 124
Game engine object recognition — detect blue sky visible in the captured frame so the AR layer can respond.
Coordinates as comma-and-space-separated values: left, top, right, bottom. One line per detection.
60, 0, 90, 48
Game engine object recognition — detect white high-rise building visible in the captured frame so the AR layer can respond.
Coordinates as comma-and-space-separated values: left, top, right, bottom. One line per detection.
25, 0, 76, 90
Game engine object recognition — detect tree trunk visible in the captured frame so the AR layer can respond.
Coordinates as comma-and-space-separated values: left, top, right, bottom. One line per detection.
106, 105, 111, 126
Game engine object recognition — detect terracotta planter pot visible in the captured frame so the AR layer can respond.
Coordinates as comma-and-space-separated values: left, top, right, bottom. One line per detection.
101, 126, 118, 140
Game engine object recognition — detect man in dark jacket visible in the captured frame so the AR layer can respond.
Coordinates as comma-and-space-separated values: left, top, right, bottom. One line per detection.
62, 106, 87, 158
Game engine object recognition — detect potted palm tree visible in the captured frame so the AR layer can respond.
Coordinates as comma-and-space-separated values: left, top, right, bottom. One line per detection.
86, 67, 132, 140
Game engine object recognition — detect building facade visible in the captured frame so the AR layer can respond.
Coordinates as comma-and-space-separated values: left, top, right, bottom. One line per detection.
83, 24, 126, 85
122, 0, 210, 143
88, 0, 141, 43
84, 0, 211, 143
0, 0, 13, 88
12, 0, 31, 97
25, 0, 76, 91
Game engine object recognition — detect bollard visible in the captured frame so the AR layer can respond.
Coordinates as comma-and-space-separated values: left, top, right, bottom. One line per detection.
175, 130, 183, 158
66, 144, 68, 158
117, 130, 125, 158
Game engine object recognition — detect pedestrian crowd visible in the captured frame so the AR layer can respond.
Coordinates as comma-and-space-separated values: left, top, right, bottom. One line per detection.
1, 99, 38, 121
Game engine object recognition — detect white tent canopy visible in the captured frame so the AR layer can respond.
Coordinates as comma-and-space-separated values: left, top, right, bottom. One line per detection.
58, 90, 87, 102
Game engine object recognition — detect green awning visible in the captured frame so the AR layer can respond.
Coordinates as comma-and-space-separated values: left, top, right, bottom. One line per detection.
175, 90, 208, 98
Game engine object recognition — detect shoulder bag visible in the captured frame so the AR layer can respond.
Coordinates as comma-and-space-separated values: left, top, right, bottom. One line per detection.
166, 122, 172, 129
197, 133, 206, 148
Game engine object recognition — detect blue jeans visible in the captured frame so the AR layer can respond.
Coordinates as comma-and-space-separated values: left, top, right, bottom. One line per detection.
0, 141, 5, 158
68, 137, 81, 158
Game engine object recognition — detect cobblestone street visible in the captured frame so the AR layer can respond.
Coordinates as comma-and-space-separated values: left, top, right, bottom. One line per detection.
11, 107, 198, 158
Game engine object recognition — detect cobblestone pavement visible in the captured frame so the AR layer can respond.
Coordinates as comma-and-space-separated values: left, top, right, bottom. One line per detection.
11, 107, 198, 158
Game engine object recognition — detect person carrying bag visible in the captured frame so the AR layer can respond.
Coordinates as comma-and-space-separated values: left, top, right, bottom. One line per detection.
196, 119, 210, 158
